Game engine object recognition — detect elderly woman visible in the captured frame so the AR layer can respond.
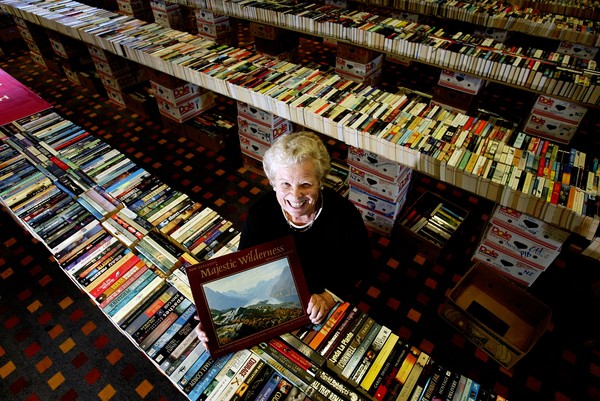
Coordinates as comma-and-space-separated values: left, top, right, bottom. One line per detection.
196, 130, 372, 345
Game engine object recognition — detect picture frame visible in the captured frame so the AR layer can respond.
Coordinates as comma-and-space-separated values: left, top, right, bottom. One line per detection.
185, 235, 312, 358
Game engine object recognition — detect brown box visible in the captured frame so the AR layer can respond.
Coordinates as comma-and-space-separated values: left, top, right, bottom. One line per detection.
337, 42, 381, 64
440, 263, 552, 369
249, 22, 283, 40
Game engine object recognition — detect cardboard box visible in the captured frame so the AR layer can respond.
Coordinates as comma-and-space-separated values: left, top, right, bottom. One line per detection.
150, 79, 202, 105
237, 115, 291, 144
531, 94, 587, 125
194, 9, 229, 23
471, 241, 543, 287
237, 101, 286, 126
337, 42, 381, 64
335, 67, 382, 86
440, 263, 552, 369
347, 146, 407, 181
249, 22, 285, 40
348, 163, 412, 200
483, 221, 561, 269
239, 132, 271, 160
522, 113, 579, 144
336, 54, 383, 77
354, 201, 400, 236
348, 185, 404, 218
490, 205, 570, 250
438, 70, 485, 95
157, 91, 215, 123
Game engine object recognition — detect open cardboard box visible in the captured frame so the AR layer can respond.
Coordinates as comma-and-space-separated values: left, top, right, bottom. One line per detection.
440, 263, 552, 368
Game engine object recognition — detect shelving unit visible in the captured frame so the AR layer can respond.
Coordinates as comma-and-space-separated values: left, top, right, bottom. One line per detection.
1, 0, 598, 243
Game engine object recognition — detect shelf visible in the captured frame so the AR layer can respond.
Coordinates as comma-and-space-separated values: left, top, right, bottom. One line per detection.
2, 0, 598, 240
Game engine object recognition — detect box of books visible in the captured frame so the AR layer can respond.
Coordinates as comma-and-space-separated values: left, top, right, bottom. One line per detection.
440, 262, 552, 368
336, 67, 382, 86
249, 22, 284, 40
397, 191, 468, 261
438, 70, 485, 95
197, 20, 231, 37
100, 71, 138, 91
105, 86, 127, 108
153, 8, 184, 29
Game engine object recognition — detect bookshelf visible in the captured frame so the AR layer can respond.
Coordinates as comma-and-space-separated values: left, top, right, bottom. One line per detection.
1, 0, 598, 242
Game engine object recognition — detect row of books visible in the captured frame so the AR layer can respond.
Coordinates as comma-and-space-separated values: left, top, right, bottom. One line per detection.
200, 0, 599, 46
277, 300, 509, 401
4, 1, 598, 237
6, 0, 600, 108
0, 78, 514, 401
196, 0, 600, 69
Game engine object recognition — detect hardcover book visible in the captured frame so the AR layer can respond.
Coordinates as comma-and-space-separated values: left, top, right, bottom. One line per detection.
185, 235, 311, 357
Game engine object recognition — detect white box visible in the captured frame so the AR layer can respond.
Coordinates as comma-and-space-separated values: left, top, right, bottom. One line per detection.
237, 101, 286, 126
239, 132, 271, 160
335, 54, 383, 77
490, 205, 570, 250
157, 92, 215, 123
197, 20, 231, 37
438, 70, 485, 95
151, 80, 202, 104
523, 113, 579, 144
335, 67, 382, 86
237, 115, 291, 144
348, 163, 412, 201
348, 185, 404, 218
194, 9, 229, 23
557, 41, 598, 59
105, 87, 126, 108
472, 241, 543, 287
531, 94, 587, 125
354, 201, 400, 235
347, 146, 407, 181
483, 222, 560, 270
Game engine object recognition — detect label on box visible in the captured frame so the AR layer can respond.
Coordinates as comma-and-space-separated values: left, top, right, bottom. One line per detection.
472, 241, 543, 286
490, 205, 569, 250
438, 70, 485, 95
531, 94, 587, 125
347, 146, 407, 181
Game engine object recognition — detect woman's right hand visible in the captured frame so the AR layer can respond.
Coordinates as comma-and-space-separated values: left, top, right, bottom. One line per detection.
194, 314, 209, 349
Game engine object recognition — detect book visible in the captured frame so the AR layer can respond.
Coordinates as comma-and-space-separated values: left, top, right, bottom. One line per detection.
308, 301, 351, 351
360, 331, 400, 392
185, 235, 311, 358
338, 317, 378, 377
349, 325, 392, 387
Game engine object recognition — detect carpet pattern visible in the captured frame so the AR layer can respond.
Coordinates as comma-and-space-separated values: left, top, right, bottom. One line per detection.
0, 25, 599, 401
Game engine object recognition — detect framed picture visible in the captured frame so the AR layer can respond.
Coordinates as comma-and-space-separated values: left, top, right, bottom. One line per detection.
185, 235, 312, 358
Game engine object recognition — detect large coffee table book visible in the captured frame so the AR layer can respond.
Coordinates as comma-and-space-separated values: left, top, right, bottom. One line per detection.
185, 235, 312, 358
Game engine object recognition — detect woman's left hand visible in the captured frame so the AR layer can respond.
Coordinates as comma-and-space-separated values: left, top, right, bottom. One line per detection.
307, 292, 335, 324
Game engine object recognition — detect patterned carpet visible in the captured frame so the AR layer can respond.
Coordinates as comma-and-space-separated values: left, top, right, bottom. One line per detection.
0, 27, 599, 401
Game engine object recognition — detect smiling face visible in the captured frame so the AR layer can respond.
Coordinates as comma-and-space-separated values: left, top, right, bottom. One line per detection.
273, 159, 321, 225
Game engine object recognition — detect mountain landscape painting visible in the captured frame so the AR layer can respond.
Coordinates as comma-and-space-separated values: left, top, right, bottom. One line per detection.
203, 258, 305, 347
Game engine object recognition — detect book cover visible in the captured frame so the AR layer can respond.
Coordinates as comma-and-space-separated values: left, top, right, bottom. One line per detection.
185, 235, 311, 358
0, 68, 52, 125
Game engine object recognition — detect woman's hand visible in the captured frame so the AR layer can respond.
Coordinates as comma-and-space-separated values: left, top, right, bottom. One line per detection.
194, 314, 209, 349
306, 292, 336, 324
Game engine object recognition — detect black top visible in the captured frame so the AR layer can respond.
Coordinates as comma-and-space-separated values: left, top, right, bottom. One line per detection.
239, 187, 373, 301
